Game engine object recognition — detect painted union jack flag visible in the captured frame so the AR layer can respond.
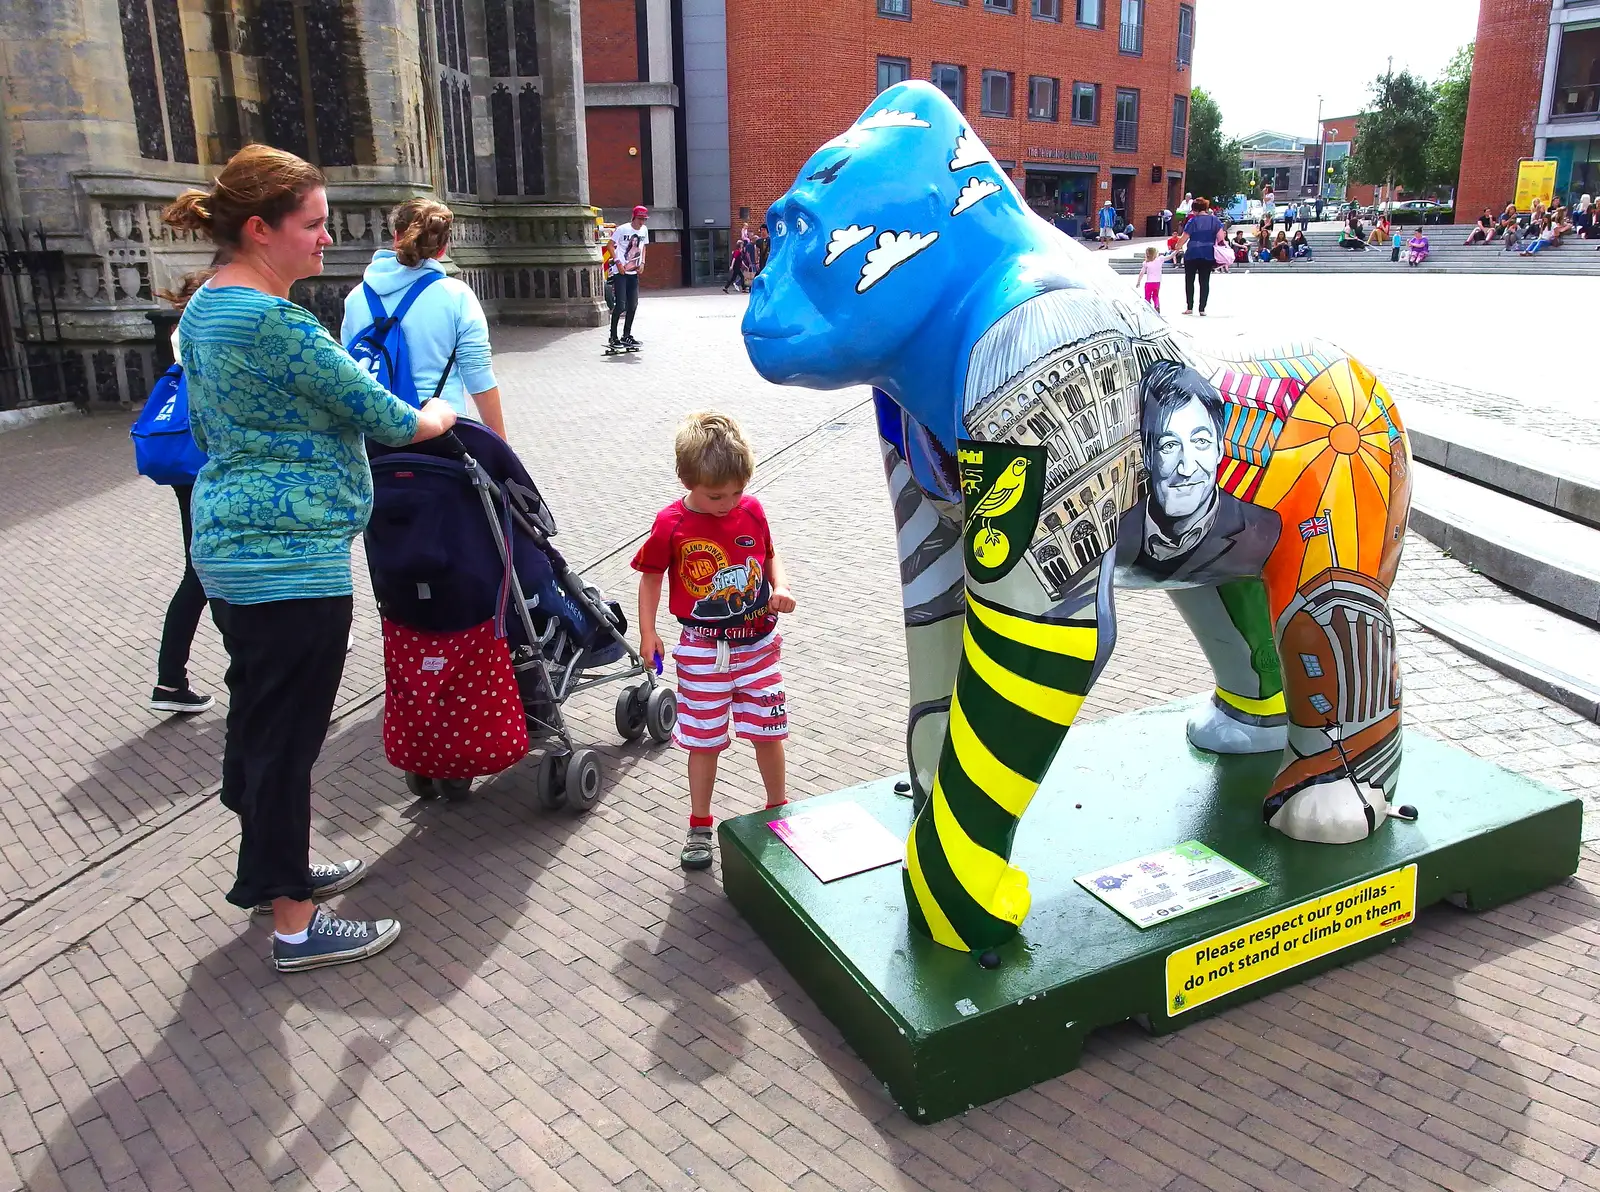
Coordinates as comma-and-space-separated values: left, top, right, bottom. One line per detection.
1299, 514, 1330, 540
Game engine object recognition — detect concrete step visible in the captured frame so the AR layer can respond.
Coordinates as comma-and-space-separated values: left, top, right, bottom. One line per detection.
1404, 404, 1600, 529
1397, 597, 1600, 724
1409, 461, 1600, 626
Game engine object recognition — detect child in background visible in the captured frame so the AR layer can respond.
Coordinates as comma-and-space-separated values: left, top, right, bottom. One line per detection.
1137, 246, 1163, 312
633, 412, 797, 871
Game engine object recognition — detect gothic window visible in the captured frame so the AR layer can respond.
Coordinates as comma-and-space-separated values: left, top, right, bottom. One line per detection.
434, 0, 477, 194
479, 0, 545, 197
491, 86, 517, 196
117, 0, 197, 163
1070, 520, 1099, 568
259, 0, 357, 166
519, 86, 546, 195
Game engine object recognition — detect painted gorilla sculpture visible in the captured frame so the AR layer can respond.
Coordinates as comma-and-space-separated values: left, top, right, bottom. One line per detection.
743, 81, 1412, 954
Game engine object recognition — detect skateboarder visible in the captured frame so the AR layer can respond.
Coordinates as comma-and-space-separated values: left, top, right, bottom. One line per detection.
608, 205, 648, 351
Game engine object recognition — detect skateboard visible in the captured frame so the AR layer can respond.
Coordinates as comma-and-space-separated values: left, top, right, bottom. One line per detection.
603, 341, 641, 356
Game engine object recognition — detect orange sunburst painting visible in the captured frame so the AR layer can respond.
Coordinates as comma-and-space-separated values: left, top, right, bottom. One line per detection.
1254, 359, 1401, 596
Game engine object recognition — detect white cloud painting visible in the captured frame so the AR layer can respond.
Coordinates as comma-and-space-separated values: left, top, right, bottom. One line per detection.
825, 224, 876, 266
857, 230, 939, 293
951, 177, 1001, 216
948, 131, 992, 172
855, 109, 931, 132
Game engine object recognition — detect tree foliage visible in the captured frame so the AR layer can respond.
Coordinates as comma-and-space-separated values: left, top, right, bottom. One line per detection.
1185, 88, 1243, 202
1348, 68, 1438, 195
1427, 43, 1474, 190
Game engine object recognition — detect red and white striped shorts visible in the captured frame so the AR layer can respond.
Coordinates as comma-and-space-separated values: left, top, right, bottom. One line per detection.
672, 630, 788, 752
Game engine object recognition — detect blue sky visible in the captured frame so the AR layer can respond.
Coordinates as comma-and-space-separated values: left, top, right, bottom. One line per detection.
1191, 0, 1480, 137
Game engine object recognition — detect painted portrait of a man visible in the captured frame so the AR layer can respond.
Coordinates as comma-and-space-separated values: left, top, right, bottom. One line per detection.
1116, 361, 1281, 586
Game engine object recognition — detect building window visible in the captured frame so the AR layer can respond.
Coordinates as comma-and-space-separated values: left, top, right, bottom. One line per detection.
256, 0, 358, 167
878, 0, 911, 17
1028, 76, 1059, 121
932, 63, 965, 111
1119, 0, 1143, 54
982, 71, 1013, 117
1552, 26, 1600, 118
483, 0, 544, 196
984, 0, 1014, 11
1072, 82, 1099, 125
1300, 653, 1324, 678
1033, 0, 1060, 19
116, 0, 199, 163
1177, 3, 1194, 66
1171, 95, 1187, 155
877, 56, 911, 93
1114, 88, 1139, 151
1076, 0, 1100, 26
432, 0, 478, 195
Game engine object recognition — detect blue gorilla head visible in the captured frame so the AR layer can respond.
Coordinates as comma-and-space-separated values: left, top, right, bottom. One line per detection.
742, 82, 1058, 403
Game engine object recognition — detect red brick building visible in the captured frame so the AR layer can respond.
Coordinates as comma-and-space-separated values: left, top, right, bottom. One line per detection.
1459, 0, 1600, 218
582, 0, 1196, 286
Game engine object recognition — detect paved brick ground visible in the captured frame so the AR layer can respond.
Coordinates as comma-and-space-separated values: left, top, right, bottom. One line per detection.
0, 289, 1597, 1192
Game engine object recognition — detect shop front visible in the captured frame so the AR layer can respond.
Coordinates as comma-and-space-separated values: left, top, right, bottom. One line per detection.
1549, 137, 1600, 207
1023, 147, 1100, 239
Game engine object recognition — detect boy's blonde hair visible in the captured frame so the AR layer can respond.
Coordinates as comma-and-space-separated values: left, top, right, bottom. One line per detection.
675, 411, 755, 489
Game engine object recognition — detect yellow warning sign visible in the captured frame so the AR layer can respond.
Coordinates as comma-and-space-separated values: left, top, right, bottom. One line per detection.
1165, 864, 1417, 1016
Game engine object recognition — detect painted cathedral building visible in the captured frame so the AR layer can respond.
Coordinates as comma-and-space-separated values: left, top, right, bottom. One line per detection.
0, 0, 605, 409
962, 329, 1145, 602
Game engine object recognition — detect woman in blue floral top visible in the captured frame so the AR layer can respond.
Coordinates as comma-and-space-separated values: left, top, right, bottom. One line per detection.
163, 146, 457, 974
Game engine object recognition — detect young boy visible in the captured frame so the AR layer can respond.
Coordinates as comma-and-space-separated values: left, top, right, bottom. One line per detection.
632, 412, 797, 870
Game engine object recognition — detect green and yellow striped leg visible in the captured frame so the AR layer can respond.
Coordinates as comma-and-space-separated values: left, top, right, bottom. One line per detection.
1167, 579, 1288, 755
903, 591, 1100, 952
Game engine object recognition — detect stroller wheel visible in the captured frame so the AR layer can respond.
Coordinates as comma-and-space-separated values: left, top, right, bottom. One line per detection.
646, 685, 677, 744
615, 683, 648, 742
405, 772, 439, 801
438, 777, 472, 803
535, 752, 567, 810
563, 748, 602, 814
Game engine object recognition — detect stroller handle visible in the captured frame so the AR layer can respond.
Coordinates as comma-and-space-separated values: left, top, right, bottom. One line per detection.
434, 430, 469, 460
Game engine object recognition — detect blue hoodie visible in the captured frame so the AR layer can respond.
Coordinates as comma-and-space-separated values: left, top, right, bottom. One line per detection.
340, 250, 496, 416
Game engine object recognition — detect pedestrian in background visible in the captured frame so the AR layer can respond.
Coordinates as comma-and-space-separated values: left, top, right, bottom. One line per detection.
148, 268, 219, 715
1136, 246, 1163, 312
342, 198, 505, 438
1178, 196, 1223, 316
609, 206, 648, 349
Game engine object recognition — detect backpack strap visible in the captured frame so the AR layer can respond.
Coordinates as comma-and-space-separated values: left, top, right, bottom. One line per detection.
427, 348, 458, 405
361, 282, 388, 325
389, 271, 448, 324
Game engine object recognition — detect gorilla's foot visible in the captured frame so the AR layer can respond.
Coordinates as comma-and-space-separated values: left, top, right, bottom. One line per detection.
1267, 775, 1386, 844
1186, 693, 1288, 755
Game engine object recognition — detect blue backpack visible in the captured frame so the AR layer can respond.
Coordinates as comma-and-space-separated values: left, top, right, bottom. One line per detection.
344, 273, 450, 409
131, 363, 206, 486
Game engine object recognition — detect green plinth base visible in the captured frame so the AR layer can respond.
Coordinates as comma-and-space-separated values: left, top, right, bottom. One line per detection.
719, 698, 1583, 1123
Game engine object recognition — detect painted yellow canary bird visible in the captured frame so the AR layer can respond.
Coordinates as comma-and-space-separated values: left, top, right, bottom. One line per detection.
965, 457, 1029, 530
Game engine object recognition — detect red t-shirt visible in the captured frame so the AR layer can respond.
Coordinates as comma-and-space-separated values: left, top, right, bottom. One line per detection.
631, 496, 777, 640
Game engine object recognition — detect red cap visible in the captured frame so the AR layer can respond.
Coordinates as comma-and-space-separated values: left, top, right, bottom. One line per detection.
632, 205, 649, 219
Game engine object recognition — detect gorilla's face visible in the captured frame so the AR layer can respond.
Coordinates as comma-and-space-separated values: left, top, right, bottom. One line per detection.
741, 82, 1020, 391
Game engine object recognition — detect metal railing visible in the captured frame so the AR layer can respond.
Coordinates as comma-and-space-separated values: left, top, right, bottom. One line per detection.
1114, 119, 1138, 151
0, 222, 69, 412
1551, 82, 1599, 118
1119, 19, 1143, 53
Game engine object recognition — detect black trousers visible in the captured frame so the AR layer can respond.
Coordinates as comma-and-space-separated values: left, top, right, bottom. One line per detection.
1183, 258, 1214, 312
213, 595, 352, 909
156, 485, 211, 689
609, 273, 639, 339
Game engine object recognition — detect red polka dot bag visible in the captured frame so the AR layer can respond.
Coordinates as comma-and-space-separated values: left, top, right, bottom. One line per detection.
381, 619, 531, 780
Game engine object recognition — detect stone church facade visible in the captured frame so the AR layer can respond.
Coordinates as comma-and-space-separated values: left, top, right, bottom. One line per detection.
0, 0, 605, 408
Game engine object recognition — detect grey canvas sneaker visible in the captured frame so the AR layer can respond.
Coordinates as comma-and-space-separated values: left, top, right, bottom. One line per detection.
272, 909, 400, 973
253, 859, 366, 916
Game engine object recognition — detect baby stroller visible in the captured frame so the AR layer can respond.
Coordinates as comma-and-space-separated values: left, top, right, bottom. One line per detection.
365, 420, 675, 812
